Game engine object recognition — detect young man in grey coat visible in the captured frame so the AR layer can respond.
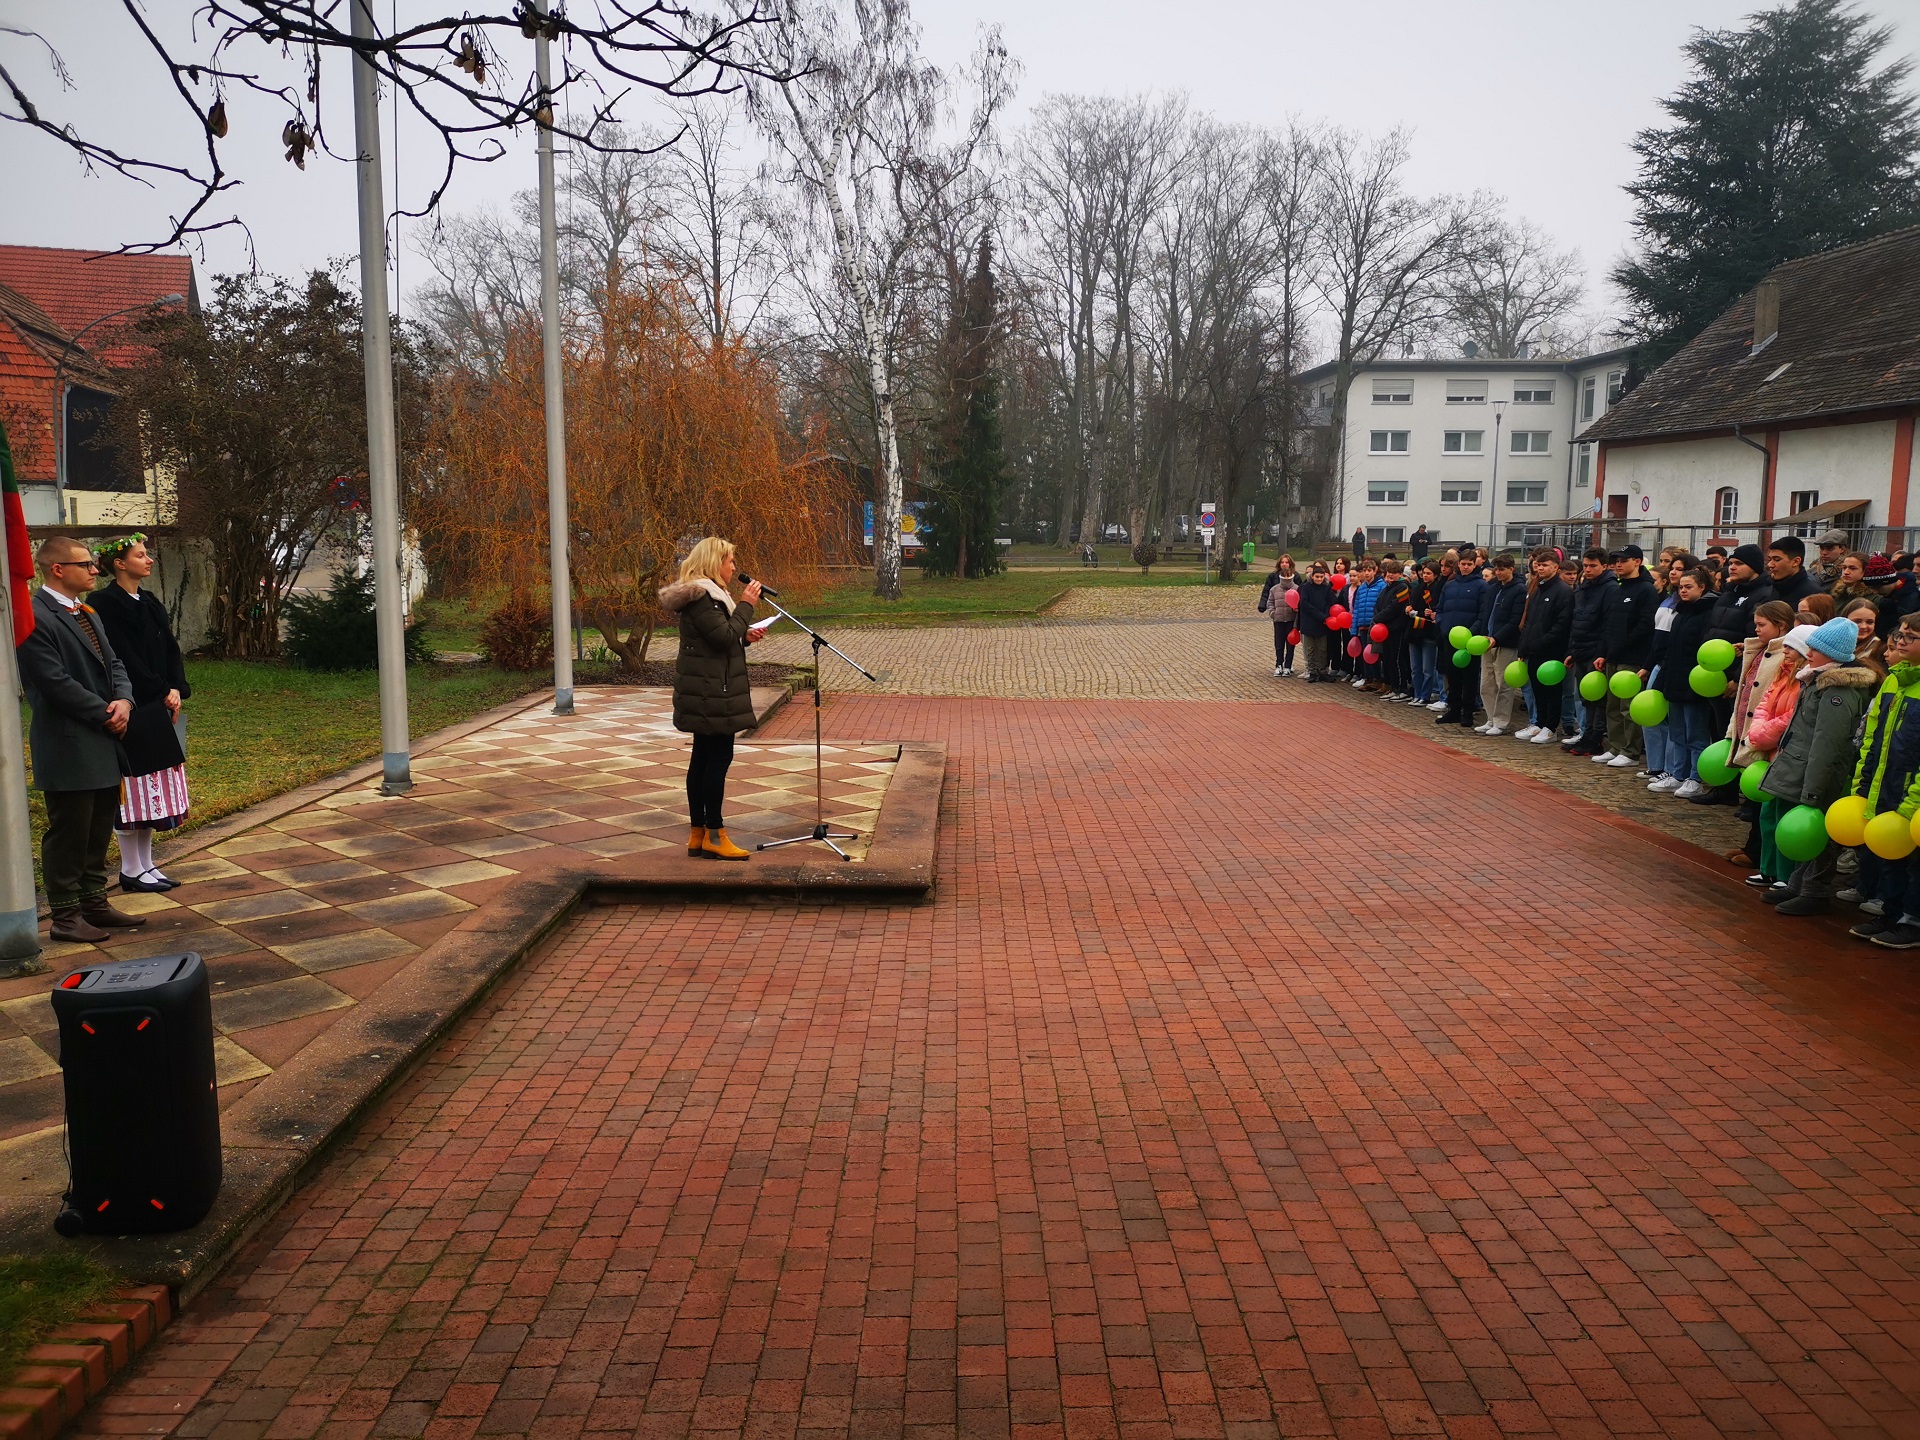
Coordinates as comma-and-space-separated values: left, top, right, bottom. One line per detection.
15, 536, 149, 943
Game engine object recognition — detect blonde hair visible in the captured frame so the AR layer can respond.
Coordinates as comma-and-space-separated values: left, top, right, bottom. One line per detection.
678, 537, 736, 587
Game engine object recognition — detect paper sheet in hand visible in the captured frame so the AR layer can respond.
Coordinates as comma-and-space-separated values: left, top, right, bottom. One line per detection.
746, 616, 781, 639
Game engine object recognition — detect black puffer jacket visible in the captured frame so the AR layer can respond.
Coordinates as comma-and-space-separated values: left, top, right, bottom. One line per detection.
1704, 572, 1774, 647
1655, 593, 1719, 699
1518, 576, 1573, 663
1599, 570, 1659, 670
1568, 573, 1613, 664
661, 579, 757, 735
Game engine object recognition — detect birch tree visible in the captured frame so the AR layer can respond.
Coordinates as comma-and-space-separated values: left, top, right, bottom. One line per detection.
749, 0, 1015, 599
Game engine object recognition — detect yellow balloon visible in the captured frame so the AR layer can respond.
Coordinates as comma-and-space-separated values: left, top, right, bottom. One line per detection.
1826, 795, 1871, 847
1910, 810, 1920, 849
1865, 809, 1916, 861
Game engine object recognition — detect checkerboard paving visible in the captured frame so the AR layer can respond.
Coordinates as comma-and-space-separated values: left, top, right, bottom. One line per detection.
106, 695, 1920, 1439
0, 689, 895, 1174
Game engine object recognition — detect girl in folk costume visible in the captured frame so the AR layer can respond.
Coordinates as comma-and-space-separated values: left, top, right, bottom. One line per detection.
89, 535, 190, 892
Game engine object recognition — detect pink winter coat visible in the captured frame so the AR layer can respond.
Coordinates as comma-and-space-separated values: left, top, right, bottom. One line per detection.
1744, 665, 1802, 758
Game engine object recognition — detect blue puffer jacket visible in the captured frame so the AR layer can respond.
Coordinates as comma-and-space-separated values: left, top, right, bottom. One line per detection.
1433, 571, 1489, 637
1348, 577, 1386, 633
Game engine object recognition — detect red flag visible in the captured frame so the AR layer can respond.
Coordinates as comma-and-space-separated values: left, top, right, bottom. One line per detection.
1, 421, 32, 645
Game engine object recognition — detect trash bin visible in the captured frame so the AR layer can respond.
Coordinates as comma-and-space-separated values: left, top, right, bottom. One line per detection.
1241, 540, 1257, 567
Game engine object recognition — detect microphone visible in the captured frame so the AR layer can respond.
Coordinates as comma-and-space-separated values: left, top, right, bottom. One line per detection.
738, 572, 780, 597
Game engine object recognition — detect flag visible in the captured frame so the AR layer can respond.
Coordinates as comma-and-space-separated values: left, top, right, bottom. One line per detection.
0, 421, 32, 645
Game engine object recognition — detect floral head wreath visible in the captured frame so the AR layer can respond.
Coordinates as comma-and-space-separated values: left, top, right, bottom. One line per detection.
92, 532, 148, 568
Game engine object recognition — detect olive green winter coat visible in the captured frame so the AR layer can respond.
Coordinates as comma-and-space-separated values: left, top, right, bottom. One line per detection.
660, 579, 757, 735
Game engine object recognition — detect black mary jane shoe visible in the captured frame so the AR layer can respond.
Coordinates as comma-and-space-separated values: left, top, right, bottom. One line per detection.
118, 871, 172, 894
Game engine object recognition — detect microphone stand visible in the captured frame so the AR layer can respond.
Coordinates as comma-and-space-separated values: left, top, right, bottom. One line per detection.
752, 594, 878, 860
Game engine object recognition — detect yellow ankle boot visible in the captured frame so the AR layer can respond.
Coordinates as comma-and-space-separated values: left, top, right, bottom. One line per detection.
687, 825, 706, 856
700, 828, 751, 861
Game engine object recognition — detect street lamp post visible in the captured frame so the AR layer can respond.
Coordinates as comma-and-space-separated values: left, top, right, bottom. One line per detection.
52, 296, 183, 524
1487, 400, 1507, 549
533, 0, 574, 716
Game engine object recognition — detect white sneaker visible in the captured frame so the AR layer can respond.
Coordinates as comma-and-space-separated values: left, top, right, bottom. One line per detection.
1590, 751, 1615, 763
1529, 730, 1556, 744
1428, 700, 1449, 712
1648, 776, 1680, 792
1514, 725, 1541, 741
1673, 780, 1704, 799
1607, 754, 1636, 768
1483, 726, 1506, 737
1863, 899, 1886, 917
1351, 678, 1366, 688
1274, 666, 1284, 677
1560, 735, 1581, 748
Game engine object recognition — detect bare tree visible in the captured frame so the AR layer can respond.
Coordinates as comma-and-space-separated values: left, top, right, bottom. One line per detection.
748, 0, 1015, 600
1259, 124, 1324, 543
652, 102, 787, 344
1312, 127, 1474, 538
1444, 213, 1586, 358
2, 3, 788, 254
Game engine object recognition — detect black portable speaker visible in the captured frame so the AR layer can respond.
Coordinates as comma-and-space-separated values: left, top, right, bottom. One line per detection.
51, 953, 221, 1235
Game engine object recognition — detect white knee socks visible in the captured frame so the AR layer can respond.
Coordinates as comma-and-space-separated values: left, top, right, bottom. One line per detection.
115, 827, 165, 883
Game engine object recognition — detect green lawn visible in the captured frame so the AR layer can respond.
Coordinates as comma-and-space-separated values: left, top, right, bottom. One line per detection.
0, 1252, 117, 1380
24, 661, 547, 885
789, 566, 1253, 628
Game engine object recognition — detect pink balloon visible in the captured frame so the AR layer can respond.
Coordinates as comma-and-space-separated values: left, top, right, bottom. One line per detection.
1363, 644, 1378, 663
1347, 638, 1363, 657
1283, 587, 1300, 609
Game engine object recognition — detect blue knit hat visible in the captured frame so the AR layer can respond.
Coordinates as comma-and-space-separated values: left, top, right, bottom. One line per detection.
1808, 616, 1859, 663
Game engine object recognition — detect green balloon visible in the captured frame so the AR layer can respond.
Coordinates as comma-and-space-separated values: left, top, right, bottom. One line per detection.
1608, 669, 1642, 699
1697, 738, 1737, 787
1536, 660, 1567, 687
1448, 625, 1471, 650
1451, 648, 1473, 668
1629, 689, 1669, 727
1775, 803, 1829, 862
1740, 758, 1770, 801
1504, 659, 1529, 689
1688, 664, 1725, 697
1467, 635, 1492, 656
1579, 671, 1608, 702
1697, 638, 1738, 671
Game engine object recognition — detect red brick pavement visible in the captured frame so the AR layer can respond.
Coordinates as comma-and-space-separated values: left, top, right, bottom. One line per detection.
96, 698, 1920, 1439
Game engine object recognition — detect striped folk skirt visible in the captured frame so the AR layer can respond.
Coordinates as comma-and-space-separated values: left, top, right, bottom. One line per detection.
120, 765, 189, 830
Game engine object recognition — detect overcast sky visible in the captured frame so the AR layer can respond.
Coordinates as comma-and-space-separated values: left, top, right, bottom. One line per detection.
4, 0, 1917, 323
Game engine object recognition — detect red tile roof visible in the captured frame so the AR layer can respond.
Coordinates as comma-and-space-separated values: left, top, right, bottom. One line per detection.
0, 246, 195, 370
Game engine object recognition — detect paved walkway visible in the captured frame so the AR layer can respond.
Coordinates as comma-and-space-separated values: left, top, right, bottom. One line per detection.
0, 689, 895, 1165
99, 694, 1920, 1438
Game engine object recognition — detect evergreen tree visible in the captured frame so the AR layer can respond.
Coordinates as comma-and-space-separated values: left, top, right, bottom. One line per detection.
923, 237, 1008, 580
1611, 0, 1920, 366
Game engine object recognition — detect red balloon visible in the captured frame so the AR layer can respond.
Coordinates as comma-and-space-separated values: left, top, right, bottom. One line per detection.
1369, 622, 1388, 643
1363, 644, 1378, 663
1329, 611, 1349, 630
1347, 638, 1363, 657
1330, 573, 1348, 590
1287, 628, 1302, 645
1283, 587, 1300, 608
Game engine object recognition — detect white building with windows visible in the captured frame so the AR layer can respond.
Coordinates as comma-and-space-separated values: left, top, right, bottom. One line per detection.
1297, 346, 1636, 550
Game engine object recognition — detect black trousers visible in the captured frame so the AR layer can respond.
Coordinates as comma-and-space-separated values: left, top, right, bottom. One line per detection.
1445, 660, 1479, 724
686, 733, 736, 829
42, 785, 119, 908
1382, 634, 1410, 693
1272, 625, 1295, 668
1529, 675, 1564, 732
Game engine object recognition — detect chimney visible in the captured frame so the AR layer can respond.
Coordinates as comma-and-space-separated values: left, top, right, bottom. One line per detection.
1751, 279, 1780, 354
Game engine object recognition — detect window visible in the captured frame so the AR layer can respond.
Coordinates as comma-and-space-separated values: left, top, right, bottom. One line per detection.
1513, 382, 1554, 404
1716, 487, 1739, 530
1368, 430, 1409, 454
1507, 482, 1547, 505
1442, 430, 1484, 454
1606, 369, 1626, 404
1511, 430, 1550, 454
1445, 379, 1487, 404
1789, 489, 1820, 513
1371, 378, 1412, 404
1505, 525, 1548, 547
1581, 375, 1596, 420
1575, 444, 1592, 487
1366, 527, 1406, 545
1440, 484, 1480, 504
1367, 482, 1408, 504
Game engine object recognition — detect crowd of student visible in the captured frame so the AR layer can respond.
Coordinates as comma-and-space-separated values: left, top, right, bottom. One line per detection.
1258, 529, 1920, 947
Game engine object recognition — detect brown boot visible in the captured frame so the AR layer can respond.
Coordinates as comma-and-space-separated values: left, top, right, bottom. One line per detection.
80, 897, 147, 930
687, 825, 707, 857
49, 907, 109, 944
699, 828, 751, 861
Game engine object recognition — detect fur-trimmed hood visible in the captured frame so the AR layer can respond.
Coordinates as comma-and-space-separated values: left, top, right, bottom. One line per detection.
658, 578, 734, 614
1811, 661, 1880, 692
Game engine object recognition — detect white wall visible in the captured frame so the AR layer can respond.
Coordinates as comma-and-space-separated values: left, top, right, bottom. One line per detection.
1603, 437, 1762, 532
1776, 420, 1896, 514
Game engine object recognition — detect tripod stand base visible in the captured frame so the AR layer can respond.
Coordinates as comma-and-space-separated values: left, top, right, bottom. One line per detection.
758, 823, 860, 861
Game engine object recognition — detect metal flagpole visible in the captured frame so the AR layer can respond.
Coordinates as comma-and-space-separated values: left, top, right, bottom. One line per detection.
0, 515, 41, 966
350, 0, 412, 792
534, 0, 574, 714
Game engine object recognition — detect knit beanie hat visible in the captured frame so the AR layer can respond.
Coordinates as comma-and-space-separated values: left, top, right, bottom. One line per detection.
1730, 543, 1765, 572
1808, 616, 1859, 663
1783, 624, 1818, 658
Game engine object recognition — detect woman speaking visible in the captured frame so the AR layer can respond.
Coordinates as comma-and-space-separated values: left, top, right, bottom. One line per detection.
660, 537, 762, 860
